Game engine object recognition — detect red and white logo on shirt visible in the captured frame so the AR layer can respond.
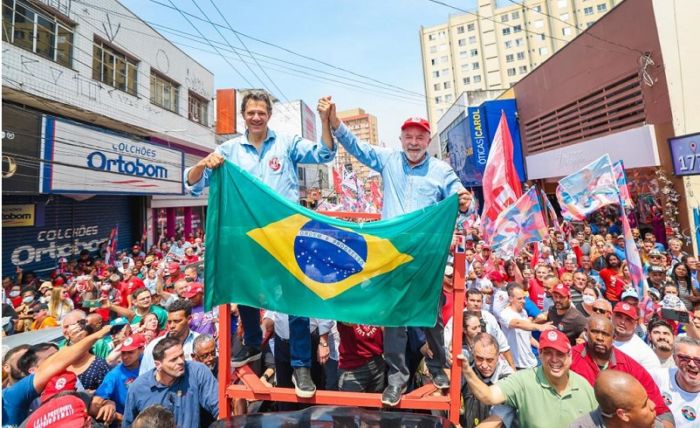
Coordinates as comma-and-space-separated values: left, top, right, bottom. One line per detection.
268, 156, 281, 171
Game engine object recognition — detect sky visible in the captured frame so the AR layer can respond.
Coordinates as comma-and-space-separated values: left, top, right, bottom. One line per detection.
120, 0, 480, 147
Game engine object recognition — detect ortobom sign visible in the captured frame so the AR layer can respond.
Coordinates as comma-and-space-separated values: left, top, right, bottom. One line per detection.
40, 116, 184, 194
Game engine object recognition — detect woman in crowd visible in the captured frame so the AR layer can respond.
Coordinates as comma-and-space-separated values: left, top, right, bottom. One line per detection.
47, 286, 74, 322
67, 322, 112, 391
460, 313, 485, 363
575, 285, 600, 317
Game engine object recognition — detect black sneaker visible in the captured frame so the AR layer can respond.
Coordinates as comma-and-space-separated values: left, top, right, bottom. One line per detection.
291, 367, 316, 398
431, 371, 450, 390
380, 384, 406, 407
231, 345, 261, 368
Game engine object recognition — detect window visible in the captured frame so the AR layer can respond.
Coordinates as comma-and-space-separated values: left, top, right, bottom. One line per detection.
472, 62, 480, 70
93, 39, 138, 96
533, 5, 542, 12
463, 77, 471, 85
534, 20, 544, 29
505, 40, 513, 49
513, 25, 522, 33
562, 27, 573, 36
561, 13, 570, 20
428, 33, 436, 41
442, 68, 450, 76
584, 7, 594, 15
434, 96, 443, 103
433, 83, 441, 91
3, 0, 74, 67
511, 11, 520, 19
188, 91, 208, 125
430, 58, 437, 65
516, 51, 525, 60
443, 81, 451, 89
558, 0, 567, 8
297, 166, 305, 181
586, 21, 594, 27
438, 44, 448, 51
461, 63, 470, 71
515, 38, 524, 47
507, 68, 516, 76
470, 49, 478, 57
468, 35, 477, 44
459, 50, 468, 58
502, 28, 511, 36
519, 65, 528, 74
440, 55, 449, 63
500, 14, 509, 23
457, 26, 464, 34
430, 46, 437, 54
458, 38, 467, 46
473, 75, 482, 83
539, 47, 549, 55
432, 70, 440, 78
445, 94, 453, 102
597, 3, 607, 12
467, 23, 475, 31
539, 33, 546, 41
150, 71, 179, 113
505, 54, 514, 63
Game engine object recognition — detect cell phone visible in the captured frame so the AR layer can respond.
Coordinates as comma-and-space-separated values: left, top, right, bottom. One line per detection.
82, 299, 101, 308
661, 308, 690, 323
109, 323, 127, 335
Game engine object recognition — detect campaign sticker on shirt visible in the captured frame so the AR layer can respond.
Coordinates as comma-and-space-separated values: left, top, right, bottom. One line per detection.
681, 405, 696, 421
662, 392, 672, 406
268, 156, 282, 172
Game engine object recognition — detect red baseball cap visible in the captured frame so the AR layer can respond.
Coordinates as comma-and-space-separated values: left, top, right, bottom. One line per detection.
551, 284, 570, 297
487, 270, 507, 283
41, 371, 77, 403
183, 282, 204, 298
25, 395, 89, 428
168, 262, 181, 273
121, 334, 146, 352
539, 329, 571, 353
53, 277, 65, 286
401, 117, 430, 133
613, 302, 639, 320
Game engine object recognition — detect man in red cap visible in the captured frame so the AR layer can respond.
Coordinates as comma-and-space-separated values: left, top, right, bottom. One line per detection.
612, 302, 661, 371
94, 334, 146, 417
460, 328, 597, 428
546, 283, 587, 345
184, 282, 217, 336
319, 98, 472, 406
570, 316, 675, 427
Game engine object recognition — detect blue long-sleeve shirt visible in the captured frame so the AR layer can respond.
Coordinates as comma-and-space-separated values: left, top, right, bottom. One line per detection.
184, 129, 336, 202
333, 123, 463, 219
122, 361, 218, 428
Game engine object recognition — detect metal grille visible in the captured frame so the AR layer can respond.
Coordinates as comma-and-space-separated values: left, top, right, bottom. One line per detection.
523, 72, 646, 154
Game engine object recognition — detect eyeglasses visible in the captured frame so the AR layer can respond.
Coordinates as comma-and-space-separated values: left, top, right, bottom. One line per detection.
676, 354, 700, 366
592, 307, 609, 315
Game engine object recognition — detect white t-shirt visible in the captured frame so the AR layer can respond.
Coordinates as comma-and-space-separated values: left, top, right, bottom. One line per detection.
491, 288, 509, 317
650, 367, 700, 428
498, 306, 537, 369
613, 335, 661, 372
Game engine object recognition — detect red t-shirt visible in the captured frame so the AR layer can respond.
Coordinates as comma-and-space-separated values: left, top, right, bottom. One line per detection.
599, 268, 622, 302
571, 343, 671, 417
528, 278, 545, 309
124, 277, 145, 297
337, 323, 383, 370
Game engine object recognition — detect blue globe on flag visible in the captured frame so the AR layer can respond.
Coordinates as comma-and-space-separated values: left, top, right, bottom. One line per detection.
293, 220, 368, 283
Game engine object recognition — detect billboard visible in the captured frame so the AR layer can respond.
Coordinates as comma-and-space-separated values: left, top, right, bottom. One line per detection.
40, 116, 184, 194
446, 115, 486, 187
669, 132, 700, 176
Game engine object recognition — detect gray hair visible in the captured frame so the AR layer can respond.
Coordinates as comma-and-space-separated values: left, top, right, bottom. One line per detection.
674, 335, 700, 354
193, 334, 215, 350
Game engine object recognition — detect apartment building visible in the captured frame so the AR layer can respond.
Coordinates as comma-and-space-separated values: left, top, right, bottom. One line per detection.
335, 108, 380, 184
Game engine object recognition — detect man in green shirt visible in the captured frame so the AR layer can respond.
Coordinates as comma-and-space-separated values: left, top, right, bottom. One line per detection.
103, 287, 167, 329
460, 329, 597, 428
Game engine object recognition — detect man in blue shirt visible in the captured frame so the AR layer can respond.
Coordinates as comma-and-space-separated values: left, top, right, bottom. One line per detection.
94, 333, 145, 415
184, 91, 335, 398
319, 98, 471, 406
122, 337, 218, 428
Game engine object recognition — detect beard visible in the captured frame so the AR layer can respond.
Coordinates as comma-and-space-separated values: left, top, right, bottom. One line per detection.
654, 341, 673, 352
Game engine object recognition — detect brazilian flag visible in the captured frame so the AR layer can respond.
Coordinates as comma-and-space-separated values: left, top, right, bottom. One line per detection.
204, 161, 458, 327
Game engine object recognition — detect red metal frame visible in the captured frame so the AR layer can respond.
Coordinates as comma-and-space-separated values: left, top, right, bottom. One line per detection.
217, 229, 466, 424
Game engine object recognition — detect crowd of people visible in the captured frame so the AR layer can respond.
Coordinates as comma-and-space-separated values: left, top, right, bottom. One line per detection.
2, 91, 699, 428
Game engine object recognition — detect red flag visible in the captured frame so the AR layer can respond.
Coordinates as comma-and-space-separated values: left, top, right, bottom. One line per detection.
332, 167, 342, 195
481, 111, 522, 239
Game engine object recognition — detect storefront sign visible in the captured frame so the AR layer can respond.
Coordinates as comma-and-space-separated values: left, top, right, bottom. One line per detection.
669, 132, 700, 176
448, 115, 484, 187
41, 116, 184, 194
526, 125, 660, 179
2, 105, 42, 193
2, 205, 36, 227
